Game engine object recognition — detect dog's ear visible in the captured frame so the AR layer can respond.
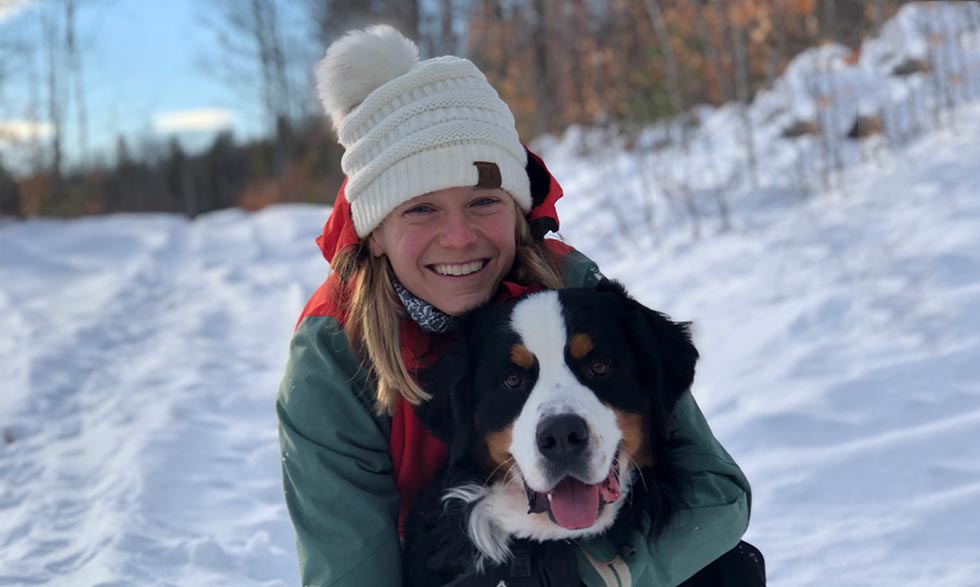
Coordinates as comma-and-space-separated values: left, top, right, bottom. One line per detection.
597, 280, 694, 532
599, 278, 699, 419
415, 333, 476, 468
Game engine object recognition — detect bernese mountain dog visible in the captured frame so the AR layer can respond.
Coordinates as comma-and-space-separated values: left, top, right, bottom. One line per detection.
406, 279, 700, 586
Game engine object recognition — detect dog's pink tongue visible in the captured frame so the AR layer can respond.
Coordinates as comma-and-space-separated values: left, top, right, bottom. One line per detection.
549, 477, 600, 530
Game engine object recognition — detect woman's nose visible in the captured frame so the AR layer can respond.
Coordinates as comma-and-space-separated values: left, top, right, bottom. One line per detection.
438, 209, 478, 248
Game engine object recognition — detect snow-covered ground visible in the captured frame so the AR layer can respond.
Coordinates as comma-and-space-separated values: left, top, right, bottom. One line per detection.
2, 4, 980, 586
0, 208, 324, 586
551, 102, 980, 586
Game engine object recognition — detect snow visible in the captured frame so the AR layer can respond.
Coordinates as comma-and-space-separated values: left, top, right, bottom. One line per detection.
551, 103, 980, 586
3, 4, 980, 586
0, 208, 323, 586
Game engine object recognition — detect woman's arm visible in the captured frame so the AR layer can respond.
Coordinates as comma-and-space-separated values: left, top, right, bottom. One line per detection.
646, 391, 751, 584
277, 314, 402, 587
577, 391, 750, 587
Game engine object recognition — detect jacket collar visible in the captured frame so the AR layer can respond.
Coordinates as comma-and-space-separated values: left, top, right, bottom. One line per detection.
316, 146, 563, 264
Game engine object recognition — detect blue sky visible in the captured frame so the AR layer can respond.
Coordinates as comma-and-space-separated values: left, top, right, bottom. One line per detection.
0, 0, 314, 171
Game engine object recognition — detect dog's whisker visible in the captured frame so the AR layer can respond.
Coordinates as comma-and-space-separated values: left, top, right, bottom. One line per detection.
503, 461, 524, 488
623, 451, 649, 493
483, 457, 515, 487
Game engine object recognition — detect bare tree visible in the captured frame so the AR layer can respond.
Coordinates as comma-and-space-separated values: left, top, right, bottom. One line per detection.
0, 154, 18, 216
308, 0, 421, 47
822, 0, 836, 38
642, 0, 683, 121
531, 0, 557, 135
693, 0, 731, 103
0, 12, 31, 162
42, 4, 65, 187
18, 0, 89, 203
0, 22, 16, 92
395, 0, 420, 42
440, 0, 458, 54
203, 0, 298, 186
418, 0, 459, 55
65, 0, 88, 167
871, 0, 886, 35
729, 11, 759, 190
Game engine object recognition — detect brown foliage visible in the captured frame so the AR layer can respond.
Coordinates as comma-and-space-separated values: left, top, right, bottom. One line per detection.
466, 0, 911, 136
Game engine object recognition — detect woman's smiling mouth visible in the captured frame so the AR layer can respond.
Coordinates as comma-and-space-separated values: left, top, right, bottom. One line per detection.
429, 260, 488, 277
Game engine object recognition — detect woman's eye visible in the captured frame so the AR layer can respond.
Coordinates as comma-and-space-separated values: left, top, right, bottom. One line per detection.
471, 197, 499, 207
590, 361, 609, 376
503, 373, 523, 390
405, 204, 434, 215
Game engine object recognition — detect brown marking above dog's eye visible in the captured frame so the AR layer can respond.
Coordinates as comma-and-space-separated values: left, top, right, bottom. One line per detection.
614, 410, 654, 468
485, 425, 514, 479
510, 344, 535, 369
569, 333, 594, 360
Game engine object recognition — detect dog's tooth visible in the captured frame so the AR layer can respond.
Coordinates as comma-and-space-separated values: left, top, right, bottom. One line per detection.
547, 493, 553, 502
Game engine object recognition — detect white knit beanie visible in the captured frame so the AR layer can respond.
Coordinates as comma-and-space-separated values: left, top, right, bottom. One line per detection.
315, 25, 532, 238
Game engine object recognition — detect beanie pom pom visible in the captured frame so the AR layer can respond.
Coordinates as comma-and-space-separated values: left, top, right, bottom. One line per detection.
315, 25, 419, 130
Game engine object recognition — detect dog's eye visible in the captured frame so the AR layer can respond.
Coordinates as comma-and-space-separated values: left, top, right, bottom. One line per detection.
503, 373, 524, 390
590, 361, 609, 376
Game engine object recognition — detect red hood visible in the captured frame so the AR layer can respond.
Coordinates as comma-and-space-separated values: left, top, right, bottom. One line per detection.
316, 146, 563, 263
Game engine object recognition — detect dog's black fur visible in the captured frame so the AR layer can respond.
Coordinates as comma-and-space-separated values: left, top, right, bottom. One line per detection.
404, 280, 700, 586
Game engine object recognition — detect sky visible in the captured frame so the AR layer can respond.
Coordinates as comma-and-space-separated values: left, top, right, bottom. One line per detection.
0, 0, 314, 171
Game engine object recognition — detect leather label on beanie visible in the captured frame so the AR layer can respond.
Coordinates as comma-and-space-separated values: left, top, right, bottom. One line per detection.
474, 162, 502, 189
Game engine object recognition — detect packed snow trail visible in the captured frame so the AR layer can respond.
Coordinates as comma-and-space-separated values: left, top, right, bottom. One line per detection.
0, 209, 325, 586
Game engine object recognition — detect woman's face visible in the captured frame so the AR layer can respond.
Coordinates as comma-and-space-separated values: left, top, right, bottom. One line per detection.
368, 186, 518, 316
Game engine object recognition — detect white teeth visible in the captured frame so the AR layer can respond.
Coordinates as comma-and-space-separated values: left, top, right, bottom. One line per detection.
432, 260, 485, 276
547, 493, 553, 502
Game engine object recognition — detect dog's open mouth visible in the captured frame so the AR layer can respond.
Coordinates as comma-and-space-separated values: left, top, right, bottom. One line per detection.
524, 457, 622, 530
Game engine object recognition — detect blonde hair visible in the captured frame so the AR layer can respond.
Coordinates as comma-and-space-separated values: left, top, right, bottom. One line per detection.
332, 207, 564, 415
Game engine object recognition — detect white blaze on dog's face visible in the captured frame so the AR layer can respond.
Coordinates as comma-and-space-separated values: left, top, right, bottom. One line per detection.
477, 291, 640, 542
511, 294, 620, 505
509, 292, 618, 488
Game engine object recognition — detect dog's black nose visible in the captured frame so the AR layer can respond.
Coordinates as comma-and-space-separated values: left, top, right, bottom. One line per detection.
536, 414, 589, 462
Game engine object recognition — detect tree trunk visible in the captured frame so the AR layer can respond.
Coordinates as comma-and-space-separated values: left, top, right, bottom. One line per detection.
822, 0, 836, 39
440, 0, 456, 54
730, 21, 759, 189
693, 0, 730, 103
396, 0, 420, 41
871, 0, 885, 35
642, 0, 684, 117
66, 0, 89, 167
43, 7, 64, 199
532, 0, 556, 135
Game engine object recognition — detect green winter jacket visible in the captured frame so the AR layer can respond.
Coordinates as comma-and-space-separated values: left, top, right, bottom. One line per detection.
277, 247, 750, 587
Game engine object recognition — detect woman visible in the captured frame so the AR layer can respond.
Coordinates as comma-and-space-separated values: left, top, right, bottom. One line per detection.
277, 25, 761, 586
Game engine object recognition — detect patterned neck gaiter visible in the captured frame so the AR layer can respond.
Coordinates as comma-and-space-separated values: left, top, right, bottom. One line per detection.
391, 278, 458, 334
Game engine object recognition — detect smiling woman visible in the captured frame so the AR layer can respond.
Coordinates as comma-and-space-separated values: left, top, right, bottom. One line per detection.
367, 186, 518, 316
276, 24, 761, 587
330, 186, 563, 411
